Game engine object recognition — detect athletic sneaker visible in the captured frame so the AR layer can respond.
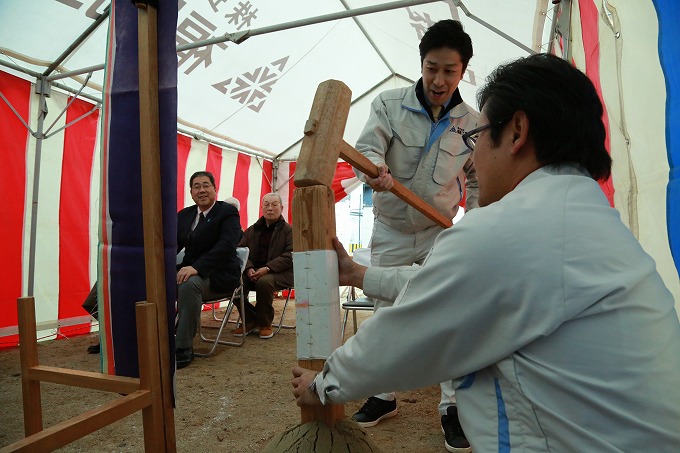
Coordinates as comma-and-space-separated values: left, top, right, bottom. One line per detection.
351, 396, 397, 428
441, 405, 471, 453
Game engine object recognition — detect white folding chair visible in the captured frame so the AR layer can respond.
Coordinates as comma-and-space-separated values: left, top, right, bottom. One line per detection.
341, 248, 375, 342
195, 246, 249, 356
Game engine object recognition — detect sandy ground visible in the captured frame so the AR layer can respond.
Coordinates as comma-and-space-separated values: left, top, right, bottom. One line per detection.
0, 296, 447, 452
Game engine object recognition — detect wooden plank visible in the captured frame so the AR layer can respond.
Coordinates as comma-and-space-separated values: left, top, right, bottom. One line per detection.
0, 391, 152, 453
339, 141, 453, 228
136, 4, 177, 451
27, 366, 140, 395
17, 297, 43, 435
136, 302, 166, 451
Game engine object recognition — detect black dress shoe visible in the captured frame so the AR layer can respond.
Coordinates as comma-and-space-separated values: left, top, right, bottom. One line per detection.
176, 347, 193, 369
87, 343, 101, 354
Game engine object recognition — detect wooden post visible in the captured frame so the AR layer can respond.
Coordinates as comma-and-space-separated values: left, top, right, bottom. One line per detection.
17, 297, 43, 436
136, 302, 166, 451
293, 186, 345, 425
136, 2, 176, 450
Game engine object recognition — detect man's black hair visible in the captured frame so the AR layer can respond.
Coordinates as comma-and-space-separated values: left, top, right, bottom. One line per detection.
477, 53, 612, 181
189, 171, 216, 188
419, 20, 473, 70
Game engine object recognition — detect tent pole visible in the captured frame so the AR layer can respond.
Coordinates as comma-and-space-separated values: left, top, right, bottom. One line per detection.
549, 0, 572, 60
453, 0, 535, 55
177, 0, 441, 52
26, 77, 50, 297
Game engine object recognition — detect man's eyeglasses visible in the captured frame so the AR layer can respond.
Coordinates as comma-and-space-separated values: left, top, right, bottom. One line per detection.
191, 182, 214, 191
462, 120, 507, 151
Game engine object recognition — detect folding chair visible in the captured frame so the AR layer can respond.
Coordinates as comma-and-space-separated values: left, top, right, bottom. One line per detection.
273, 288, 295, 335
341, 248, 375, 342
195, 246, 249, 356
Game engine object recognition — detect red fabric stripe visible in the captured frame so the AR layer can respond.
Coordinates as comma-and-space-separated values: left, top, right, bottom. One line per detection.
177, 134, 192, 211
206, 143, 223, 191
331, 162, 356, 202
0, 72, 30, 348
260, 158, 273, 200
287, 161, 296, 224
58, 98, 99, 336
233, 153, 252, 229
578, 0, 615, 206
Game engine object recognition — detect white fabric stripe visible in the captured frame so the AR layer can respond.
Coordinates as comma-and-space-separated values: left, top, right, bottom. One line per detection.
89, 114, 101, 294
275, 162, 291, 204
611, 1, 678, 306
217, 147, 238, 200
571, 1, 679, 308
183, 139, 209, 209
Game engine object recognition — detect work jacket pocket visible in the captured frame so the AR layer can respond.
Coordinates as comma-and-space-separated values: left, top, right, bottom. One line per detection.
387, 125, 426, 179
433, 133, 468, 186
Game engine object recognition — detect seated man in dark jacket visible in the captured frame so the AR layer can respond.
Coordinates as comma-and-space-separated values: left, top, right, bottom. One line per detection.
176, 171, 242, 369
234, 193, 294, 339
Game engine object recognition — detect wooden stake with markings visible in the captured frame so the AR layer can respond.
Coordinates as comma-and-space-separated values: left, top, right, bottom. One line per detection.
292, 80, 351, 425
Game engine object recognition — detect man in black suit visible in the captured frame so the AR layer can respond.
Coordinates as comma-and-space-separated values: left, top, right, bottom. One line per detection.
175, 171, 242, 369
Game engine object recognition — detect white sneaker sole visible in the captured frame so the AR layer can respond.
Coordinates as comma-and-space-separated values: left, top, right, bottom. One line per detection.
353, 408, 397, 428
442, 427, 472, 453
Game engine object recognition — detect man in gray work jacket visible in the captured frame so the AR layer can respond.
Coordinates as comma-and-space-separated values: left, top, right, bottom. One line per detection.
352, 19, 478, 452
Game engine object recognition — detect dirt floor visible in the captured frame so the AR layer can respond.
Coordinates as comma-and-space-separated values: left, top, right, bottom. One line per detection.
0, 295, 447, 452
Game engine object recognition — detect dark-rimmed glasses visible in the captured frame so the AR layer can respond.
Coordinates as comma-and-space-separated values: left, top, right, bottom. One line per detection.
462, 120, 507, 151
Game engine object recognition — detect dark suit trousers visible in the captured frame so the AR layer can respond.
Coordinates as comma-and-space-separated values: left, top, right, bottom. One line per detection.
176, 275, 227, 349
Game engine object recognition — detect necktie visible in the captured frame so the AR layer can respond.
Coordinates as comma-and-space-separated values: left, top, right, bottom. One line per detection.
191, 212, 206, 232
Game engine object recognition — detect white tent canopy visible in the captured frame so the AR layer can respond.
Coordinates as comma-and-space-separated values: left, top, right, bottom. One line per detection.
0, 0, 553, 160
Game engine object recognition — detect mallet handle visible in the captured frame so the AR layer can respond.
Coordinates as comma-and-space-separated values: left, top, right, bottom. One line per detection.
339, 142, 453, 229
